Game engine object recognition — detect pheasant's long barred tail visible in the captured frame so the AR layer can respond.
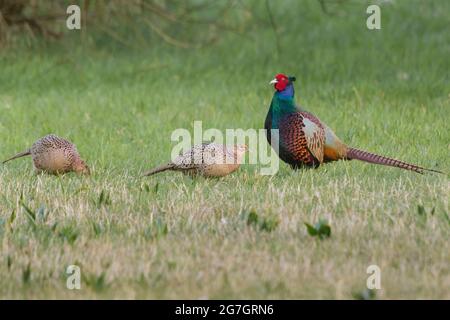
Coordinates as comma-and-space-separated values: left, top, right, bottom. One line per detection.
2, 150, 31, 164
347, 147, 442, 174
142, 163, 175, 177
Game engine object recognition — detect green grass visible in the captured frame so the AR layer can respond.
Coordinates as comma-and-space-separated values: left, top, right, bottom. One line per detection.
0, 0, 449, 299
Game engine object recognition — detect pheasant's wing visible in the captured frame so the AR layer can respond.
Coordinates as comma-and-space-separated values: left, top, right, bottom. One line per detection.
278, 112, 325, 165
174, 146, 203, 169
33, 135, 73, 151
174, 142, 221, 169
301, 112, 326, 163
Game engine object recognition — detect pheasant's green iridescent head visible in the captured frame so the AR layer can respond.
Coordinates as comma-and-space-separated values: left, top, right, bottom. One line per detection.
267, 73, 299, 117
270, 73, 296, 98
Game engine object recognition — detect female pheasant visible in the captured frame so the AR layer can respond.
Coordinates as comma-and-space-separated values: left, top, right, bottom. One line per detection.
142, 142, 248, 178
265, 73, 442, 174
2, 134, 90, 175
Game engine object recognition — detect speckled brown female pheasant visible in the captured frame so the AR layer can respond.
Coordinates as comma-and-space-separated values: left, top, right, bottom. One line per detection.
143, 142, 248, 177
265, 73, 442, 174
2, 134, 90, 175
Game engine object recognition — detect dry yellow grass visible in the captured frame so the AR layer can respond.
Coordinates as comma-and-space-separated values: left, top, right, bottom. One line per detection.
0, 0, 449, 299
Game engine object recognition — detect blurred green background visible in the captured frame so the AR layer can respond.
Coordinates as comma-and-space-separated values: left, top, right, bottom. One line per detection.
0, 0, 448, 299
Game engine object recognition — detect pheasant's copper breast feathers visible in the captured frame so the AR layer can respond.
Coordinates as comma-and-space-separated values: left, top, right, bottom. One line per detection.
278, 112, 325, 167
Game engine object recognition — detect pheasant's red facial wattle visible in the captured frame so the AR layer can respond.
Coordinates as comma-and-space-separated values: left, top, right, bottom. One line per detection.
273, 73, 289, 91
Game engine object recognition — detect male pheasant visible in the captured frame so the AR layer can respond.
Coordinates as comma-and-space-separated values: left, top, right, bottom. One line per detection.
264, 73, 442, 174
143, 142, 248, 177
2, 134, 90, 175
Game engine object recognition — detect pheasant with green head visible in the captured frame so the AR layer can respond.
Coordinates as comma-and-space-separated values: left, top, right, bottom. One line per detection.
264, 73, 442, 174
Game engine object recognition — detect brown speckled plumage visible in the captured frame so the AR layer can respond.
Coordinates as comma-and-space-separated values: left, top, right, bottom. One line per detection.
142, 143, 248, 178
3, 134, 90, 175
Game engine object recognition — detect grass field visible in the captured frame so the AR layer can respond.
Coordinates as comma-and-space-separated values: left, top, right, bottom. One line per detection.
0, 0, 449, 299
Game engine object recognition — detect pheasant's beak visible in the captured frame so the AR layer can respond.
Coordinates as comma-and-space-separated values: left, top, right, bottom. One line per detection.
269, 78, 278, 85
